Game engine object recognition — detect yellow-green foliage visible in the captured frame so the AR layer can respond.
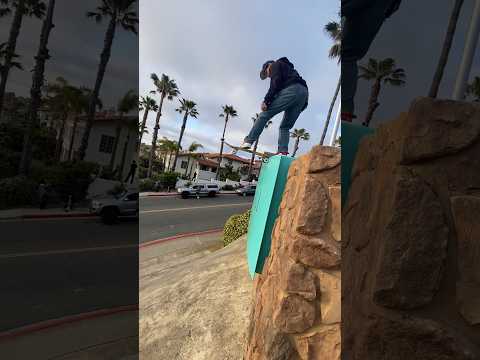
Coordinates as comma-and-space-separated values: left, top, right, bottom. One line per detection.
223, 209, 251, 246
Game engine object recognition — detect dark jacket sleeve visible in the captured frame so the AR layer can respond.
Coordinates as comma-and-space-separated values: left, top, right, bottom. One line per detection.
264, 61, 284, 107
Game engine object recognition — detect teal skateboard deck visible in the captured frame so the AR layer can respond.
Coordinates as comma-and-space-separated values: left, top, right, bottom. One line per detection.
342, 121, 374, 207
246, 155, 294, 279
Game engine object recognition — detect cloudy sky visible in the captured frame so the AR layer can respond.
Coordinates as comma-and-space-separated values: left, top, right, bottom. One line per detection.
0, 0, 138, 110
139, 0, 340, 156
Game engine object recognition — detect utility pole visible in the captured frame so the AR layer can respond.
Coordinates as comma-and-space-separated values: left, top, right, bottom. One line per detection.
453, 0, 480, 100
329, 100, 341, 146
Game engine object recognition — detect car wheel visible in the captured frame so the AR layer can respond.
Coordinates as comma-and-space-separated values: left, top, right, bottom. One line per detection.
208, 191, 216, 197
101, 207, 118, 225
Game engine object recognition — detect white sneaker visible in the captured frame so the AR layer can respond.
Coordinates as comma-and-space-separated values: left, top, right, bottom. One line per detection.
239, 141, 252, 150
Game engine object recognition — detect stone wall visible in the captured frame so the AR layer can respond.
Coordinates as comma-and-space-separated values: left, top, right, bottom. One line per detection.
245, 145, 341, 360
343, 97, 480, 359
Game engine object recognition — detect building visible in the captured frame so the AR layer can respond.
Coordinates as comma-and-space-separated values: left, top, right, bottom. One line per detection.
48, 111, 138, 178
165, 151, 261, 181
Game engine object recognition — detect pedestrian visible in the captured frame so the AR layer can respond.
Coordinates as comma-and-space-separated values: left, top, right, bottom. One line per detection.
124, 160, 138, 184
240, 57, 309, 155
38, 179, 48, 209
341, 0, 402, 123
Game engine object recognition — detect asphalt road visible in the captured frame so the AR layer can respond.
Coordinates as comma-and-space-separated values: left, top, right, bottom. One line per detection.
0, 217, 138, 332
140, 194, 253, 242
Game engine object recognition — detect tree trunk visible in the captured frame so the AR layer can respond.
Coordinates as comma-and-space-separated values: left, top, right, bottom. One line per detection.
118, 132, 130, 181
147, 93, 165, 178
138, 105, 149, 147
67, 116, 78, 160
0, 0, 25, 118
248, 139, 259, 178
215, 115, 228, 179
184, 156, 190, 177
364, 79, 381, 127
428, 0, 465, 98
292, 138, 300, 157
172, 112, 188, 172
109, 117, 122, 170
55, 112, 67, 161
19, 0, 55, 176
78, 14, 117, 160
321, 75, 341, 145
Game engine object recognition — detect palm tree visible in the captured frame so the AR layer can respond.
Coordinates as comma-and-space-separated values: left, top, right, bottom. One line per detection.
247, 113, 272, 177
78, 0, 138, 160
321, 19, 341, 145
466, 76, 480, 101
44, 77, 80, 160
359, 58, 406, 127
429, 0, 465, 98
18, 0, 54, 176
113, 89, 137, 178
184, 141, 203, 178
216, 105, 237, 179
291, 128, 310, 157
148, 73, 180, 178
67, 87, 102, 161
0, 0, 46, 118
138, 95, 157, 147
172, 98, 199, 171
0, 42, 24, 73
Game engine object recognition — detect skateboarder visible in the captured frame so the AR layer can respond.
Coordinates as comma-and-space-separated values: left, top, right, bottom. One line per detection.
341, 0, 402, 123
240, 57, 308, 155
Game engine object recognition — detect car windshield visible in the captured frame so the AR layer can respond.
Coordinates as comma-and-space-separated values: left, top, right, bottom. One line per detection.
114, 191, 127, 199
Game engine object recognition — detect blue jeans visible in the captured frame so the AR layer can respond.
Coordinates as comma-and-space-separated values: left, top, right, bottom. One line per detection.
245, 83, 308, 153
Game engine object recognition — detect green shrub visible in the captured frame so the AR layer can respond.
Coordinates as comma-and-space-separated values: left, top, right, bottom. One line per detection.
139, 178, 155, 192
223, 209, 251, 246
0, 176, 37, 209
156, 172, 179, 190
30, 160, 98, 201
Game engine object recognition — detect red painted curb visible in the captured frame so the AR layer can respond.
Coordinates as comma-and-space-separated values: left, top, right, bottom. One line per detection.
139, 228, 223, 249
0, 304, 138, 341
22, 212, 94, 219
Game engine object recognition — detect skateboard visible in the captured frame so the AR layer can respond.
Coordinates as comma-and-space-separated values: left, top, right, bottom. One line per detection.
224, 142, 275, 162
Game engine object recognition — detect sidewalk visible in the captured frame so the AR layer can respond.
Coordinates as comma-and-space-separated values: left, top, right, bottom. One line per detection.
0, 207, 93, 220
0, 306, 138, 359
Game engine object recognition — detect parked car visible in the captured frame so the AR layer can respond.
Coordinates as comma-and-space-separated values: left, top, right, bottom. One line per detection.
177, 183, 220, 198
236, 184, 257, 196
90, 191, 139, 224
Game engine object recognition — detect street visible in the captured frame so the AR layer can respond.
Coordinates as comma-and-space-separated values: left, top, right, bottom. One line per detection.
140, 194, 253, 242
0, 217, 138, 332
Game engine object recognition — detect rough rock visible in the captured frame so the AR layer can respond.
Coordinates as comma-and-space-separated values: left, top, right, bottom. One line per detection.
451, 196, 480, 325
140, 236, 252, 360
402, 97, 480, 163
373, 167, 449, 309
245, 145, 340, 360
343, 97, 480, 359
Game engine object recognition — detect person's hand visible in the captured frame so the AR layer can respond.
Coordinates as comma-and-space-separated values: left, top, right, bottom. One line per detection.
261, 102, 268, 112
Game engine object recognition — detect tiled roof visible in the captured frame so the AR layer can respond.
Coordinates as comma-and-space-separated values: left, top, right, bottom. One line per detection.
197, 159, 219, 167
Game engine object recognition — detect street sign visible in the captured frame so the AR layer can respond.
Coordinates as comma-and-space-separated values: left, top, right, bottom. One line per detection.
342, 122, 374, 207
246, 155, 294, 279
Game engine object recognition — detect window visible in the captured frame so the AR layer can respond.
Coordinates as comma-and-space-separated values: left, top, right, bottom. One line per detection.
181, 160, 188, 169
125, 193, 139, 201
207, 185, 218, 189
99, 135, 115, 153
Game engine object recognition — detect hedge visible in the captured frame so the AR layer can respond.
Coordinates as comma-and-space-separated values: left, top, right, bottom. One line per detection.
0, 176, 38, 209
223, 209, 251, 246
